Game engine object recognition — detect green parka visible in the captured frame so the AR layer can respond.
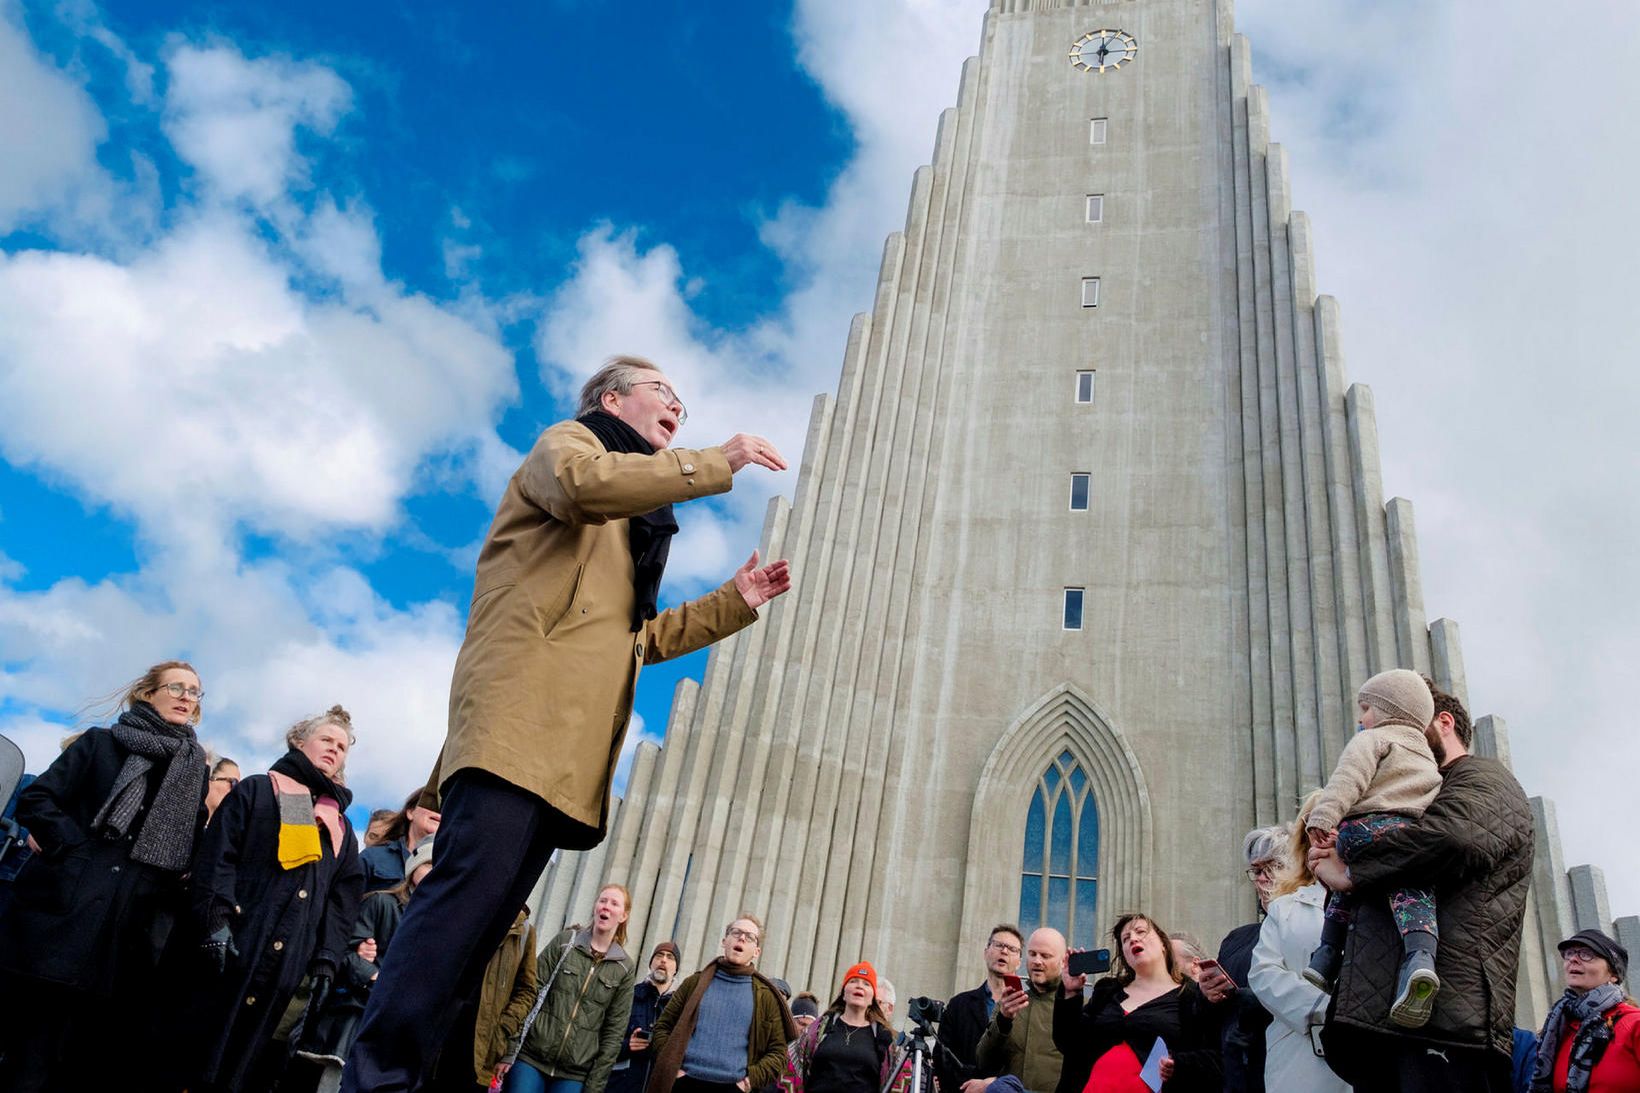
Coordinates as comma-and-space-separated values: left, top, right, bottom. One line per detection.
512, 927, 637, 1093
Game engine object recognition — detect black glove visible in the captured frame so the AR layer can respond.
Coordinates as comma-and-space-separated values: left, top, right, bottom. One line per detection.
306, 973, 333, 1017
202, 924, 238, 974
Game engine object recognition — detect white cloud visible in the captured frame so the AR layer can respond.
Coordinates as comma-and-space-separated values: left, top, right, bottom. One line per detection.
0, 2, 110, 230
163, 42, 350, 208
0, 33, 515, 812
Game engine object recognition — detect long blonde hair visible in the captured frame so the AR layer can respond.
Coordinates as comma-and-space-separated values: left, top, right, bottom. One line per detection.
1271, 790, 1324, 901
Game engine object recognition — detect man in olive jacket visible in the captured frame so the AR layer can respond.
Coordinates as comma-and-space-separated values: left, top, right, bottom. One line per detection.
1312, 682, 1533, 1092
649, 915, 796, 1093
346, 357, 792, 1092
976, 928, 1067, 1093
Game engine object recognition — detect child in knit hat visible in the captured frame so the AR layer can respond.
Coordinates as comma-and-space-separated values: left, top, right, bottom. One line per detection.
1302, 668, 1444, 1029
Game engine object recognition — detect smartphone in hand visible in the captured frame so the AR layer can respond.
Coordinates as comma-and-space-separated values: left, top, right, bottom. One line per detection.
1001, 973, 1025, 993
1066, 949, 1112, 977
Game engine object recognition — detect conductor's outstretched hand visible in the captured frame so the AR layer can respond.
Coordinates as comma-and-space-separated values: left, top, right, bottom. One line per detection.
721, 434, 788, 473
733, 550, 792, 610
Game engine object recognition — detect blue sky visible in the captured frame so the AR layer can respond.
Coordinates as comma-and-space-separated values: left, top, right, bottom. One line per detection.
3, 0, 1638, 914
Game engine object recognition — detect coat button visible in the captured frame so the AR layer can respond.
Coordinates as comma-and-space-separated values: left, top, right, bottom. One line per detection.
681, 462, 695, 473
273, 941, 284, 951
298, 889, 309, 899
246, 996, 256, 1006
111, 865, 121, 873
635, 642, 644, 657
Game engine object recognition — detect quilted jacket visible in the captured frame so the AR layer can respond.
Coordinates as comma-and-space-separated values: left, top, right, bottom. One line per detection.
1327, 754, 1533, 1056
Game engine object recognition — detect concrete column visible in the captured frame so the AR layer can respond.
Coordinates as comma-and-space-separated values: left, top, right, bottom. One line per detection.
1569, 864, 1613, 934
624, 679, 700, 946
1427, 618, 1469, 713
1313, 297, 1370, 728
1384, 498, 1431, 674
1530, 797, 1576, 989
1616, 916, 1640, 991
1474, 715, 1512, 770
1344, 384, 1398, 672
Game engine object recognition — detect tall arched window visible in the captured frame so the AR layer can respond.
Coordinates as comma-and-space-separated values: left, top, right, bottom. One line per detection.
1019, 749, 1100, 948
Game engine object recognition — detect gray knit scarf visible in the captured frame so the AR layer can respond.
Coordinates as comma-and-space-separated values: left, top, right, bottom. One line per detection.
90, 701, 208, 871
1532, 982, 1626, 1093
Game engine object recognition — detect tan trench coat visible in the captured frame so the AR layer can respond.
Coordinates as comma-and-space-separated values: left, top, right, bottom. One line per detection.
427, 420, 758, 847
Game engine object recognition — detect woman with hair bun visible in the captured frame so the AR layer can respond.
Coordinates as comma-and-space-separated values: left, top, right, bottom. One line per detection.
0, 660, 211, 1091
189, 704, 365, 1092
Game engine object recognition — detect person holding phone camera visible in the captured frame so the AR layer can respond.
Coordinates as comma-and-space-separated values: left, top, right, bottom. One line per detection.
1053, 914, 1228, 1092
607, 941, 682, 1093
977, 929, 1069, 1093
936, 925, 1024, 1093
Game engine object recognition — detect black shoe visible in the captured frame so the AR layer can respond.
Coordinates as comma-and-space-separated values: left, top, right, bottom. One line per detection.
1302, 941, 1342, 993
1388, 950, 1441, 1028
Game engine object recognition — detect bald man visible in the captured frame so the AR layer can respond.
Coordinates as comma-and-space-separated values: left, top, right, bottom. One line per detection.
976, 928, 1068, 1093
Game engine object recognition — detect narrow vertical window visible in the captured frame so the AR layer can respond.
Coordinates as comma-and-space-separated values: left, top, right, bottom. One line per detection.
1063, 588, 1085, 630
1081, 277, 1100, 308
1070, 473, 1091, 511
1018, 751, 1100, 943
1089, 117, 1108, 145
1075, 370, 1095, 403
1085, 194, 1104, 223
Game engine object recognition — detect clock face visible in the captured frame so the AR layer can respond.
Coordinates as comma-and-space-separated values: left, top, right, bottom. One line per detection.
1069, 30, 1138, 73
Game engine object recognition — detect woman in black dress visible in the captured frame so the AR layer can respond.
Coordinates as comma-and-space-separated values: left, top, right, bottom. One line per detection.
0, 660, 209, 1091
189, 704, 364, 1092
1054, 914, 1224, 1093
780, 961, 911, 1093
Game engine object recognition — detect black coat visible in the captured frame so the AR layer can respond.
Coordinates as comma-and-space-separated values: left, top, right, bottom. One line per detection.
188, 771, 364, 1090
1328, 753, 1533, 1057
0, 728, 203, 993
1053, 978, 1224, 1093
304, 888, 405, 1059
1216, 921, 1270, 1093
607, 978, 674, 1093
936, 983, 999, 1093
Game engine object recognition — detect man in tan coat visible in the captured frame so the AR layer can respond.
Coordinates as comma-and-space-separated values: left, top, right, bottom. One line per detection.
345, 356, 791, 1092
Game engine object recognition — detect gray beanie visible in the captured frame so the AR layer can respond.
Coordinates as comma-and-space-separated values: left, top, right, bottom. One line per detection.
1358, 669, 1435, 730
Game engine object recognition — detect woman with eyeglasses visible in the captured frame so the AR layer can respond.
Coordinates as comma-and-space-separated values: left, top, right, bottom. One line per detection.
1530, 928, 1638, 1092
205, 755, 242, 822
0, 660, 211, 1091
1248, 793, 1347, 1093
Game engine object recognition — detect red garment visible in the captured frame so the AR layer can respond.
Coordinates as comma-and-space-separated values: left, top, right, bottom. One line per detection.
1082, 1042, 1147, 1093
1552, 1002, 1640, 1093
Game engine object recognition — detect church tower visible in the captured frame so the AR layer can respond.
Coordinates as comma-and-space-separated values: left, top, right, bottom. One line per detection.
533, 0, 1637, 1018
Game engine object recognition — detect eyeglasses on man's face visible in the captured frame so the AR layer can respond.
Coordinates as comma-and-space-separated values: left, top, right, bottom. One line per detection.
632, 380, 688, 425
156, 681, 204, 702
725, 927, 760, 944
988, 939, 1021, 956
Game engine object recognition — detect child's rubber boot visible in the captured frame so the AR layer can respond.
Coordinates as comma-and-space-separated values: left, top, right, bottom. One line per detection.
1301, 941, 1343, 993
1388, 948, 1441, 1028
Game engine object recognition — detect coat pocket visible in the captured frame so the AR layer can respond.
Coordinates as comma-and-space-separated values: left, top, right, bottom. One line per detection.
538, 564, 585, 637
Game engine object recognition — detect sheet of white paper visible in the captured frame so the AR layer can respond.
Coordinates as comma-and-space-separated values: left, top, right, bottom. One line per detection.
1139, 1037, 1169, 1091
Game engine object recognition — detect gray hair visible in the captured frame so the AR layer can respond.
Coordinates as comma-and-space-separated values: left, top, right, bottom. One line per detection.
877, 976, 896, 1008
1243, 823, 1291, 867
1171, 932, 1209, 963
285, 704, 357, 752
576, 355, 662, 417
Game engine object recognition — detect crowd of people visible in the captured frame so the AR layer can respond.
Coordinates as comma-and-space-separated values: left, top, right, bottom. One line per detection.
1, 359, 1635, 1092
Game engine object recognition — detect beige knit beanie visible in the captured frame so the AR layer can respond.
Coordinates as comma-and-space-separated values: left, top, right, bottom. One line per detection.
1357, 668, 1435, 729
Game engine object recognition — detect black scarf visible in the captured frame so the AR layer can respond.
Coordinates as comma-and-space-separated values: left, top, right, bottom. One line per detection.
576, 410, 679, 631
271, 748, 355, 811
91, 702, 208, 872
1532, 982, 1626, 1093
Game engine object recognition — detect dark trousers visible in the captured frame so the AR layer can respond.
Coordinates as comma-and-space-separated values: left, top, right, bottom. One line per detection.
342, 770, 572, 1092
1321, 1024, 1510, 1093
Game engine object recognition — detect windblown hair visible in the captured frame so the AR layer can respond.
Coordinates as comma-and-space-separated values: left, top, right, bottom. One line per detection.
285, 705, 355, 778
576, 355, 662, 418
1108, 912, 1183, 987
1242, 822, 1291, 868
81, 660, 204, 727
1271, 790, 1324, 901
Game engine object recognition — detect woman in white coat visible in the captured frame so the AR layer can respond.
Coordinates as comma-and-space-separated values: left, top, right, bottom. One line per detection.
1248, 792, 1348, 1093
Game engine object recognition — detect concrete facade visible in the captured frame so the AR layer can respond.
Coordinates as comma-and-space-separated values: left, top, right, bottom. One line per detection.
531, 0, 1632, 1016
